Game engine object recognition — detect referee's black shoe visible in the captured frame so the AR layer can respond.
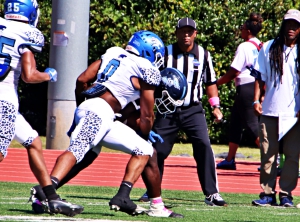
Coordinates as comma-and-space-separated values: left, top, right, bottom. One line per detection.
205, 193, 228, 206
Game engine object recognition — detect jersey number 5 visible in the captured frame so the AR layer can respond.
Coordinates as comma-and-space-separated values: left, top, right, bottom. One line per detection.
0, 36, 15, 81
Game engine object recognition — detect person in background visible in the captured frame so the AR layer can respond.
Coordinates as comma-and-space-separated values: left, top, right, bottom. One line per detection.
139, 17, 227, 207
0, 0, 83, 216
252, 9, 300, 207
216, 12, 263, 170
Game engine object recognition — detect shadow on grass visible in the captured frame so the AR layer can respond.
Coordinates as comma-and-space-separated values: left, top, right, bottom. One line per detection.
66, 195, 111, 201
8, 209, 37, 215
8, 208, 116, 217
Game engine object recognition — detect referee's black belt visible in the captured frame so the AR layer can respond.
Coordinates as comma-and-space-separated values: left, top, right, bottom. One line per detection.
178, 101, 201, 110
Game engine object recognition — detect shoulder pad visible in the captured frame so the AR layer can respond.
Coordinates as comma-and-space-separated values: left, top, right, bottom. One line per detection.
25, 27, 44, 47
19, 43, 43, 53
19, 27, 44, 53
140, 67, 161, 86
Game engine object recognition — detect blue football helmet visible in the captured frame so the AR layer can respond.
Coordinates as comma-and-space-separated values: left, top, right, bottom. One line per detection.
155, 68, 188, 114
4, 0, 40, 27
126, 30, 165, 69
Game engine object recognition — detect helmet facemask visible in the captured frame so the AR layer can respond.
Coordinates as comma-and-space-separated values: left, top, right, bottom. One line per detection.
153, 51, 164, 69
155, 90, 184, 115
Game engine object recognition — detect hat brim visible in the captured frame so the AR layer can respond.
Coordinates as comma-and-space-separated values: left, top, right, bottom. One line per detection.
284, 16, 300, 24
176, 25, 197, 30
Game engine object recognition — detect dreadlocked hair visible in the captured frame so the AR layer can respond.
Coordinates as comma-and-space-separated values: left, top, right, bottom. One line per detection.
269, 20, 300, 87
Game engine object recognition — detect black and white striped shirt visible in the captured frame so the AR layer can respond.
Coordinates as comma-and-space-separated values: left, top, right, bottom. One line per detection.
164, 43, 217, 106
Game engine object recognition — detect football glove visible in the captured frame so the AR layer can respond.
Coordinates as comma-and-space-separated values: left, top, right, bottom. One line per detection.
45, 68, 57, 82
149, 131, 164, 143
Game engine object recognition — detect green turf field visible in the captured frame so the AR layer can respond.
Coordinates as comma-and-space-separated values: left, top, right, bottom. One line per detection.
0, 181, 300, 222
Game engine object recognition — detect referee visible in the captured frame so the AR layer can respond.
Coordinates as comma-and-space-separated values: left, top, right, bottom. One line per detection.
139, 17, 227, 206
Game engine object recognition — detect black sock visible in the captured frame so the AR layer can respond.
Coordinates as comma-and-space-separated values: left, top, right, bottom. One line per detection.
33, 185, 46, 201
42, 185, 59, 201
115, 181, 133, 197
50, 176, 60, 189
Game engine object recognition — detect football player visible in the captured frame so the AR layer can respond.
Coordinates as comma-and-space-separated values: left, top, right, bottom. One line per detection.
0, 0, 83, 217
29, 67, 187, 218
32, 30, 168, 216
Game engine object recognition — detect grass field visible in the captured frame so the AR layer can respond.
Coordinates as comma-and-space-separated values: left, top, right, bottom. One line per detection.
5, 139, 300, 221
0, 181, 300, 222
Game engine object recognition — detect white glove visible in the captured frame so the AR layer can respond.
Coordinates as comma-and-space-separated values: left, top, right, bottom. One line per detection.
45, 68, 57, 82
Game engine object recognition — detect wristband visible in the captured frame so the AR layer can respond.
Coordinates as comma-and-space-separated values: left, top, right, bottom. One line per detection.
252, 100, 260, 106
208, 97, 220, 107
212, 105, 221, 109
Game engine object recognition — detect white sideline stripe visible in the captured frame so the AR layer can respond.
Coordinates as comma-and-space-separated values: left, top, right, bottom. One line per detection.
0, 216, 147, 222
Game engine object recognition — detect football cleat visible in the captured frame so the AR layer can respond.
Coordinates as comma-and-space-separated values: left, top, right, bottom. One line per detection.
29, 195, 45, 214
28, 186, 46, 214
109, 195, 146, 215
42, 198, 84, 217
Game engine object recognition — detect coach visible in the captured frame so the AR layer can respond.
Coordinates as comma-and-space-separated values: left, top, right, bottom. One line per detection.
140, 17, 227, 206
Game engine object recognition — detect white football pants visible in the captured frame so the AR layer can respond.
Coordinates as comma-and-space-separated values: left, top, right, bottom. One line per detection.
68, 97, 153, 163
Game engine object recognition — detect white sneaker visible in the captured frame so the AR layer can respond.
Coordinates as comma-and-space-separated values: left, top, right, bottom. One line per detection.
146, 198, 183, 218
146, 206, 183, 218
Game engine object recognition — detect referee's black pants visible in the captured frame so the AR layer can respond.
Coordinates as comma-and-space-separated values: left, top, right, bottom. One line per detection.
153, 103, 219, 196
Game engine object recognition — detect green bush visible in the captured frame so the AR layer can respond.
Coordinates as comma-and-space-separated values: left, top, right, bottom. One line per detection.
1, 0, 299, 143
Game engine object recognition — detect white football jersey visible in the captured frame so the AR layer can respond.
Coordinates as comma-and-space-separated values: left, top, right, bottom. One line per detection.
0, 18, 44, 108
99, 47, 161, 109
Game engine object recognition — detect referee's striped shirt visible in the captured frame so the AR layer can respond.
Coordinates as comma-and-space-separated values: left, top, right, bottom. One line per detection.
164, 42, 217, 106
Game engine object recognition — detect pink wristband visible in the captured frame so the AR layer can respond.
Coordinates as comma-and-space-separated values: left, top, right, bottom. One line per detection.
208, 97, 220, 107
